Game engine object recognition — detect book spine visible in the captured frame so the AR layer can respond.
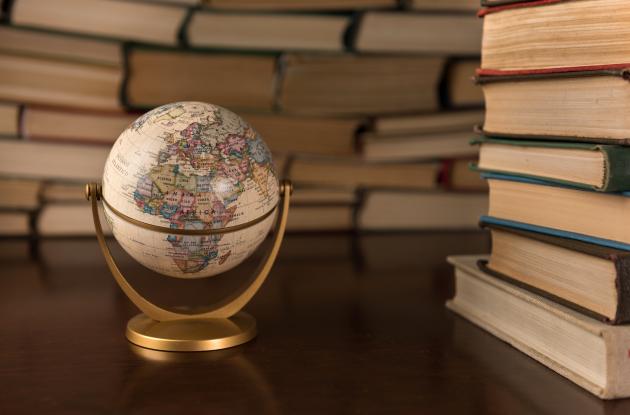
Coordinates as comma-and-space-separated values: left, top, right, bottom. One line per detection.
119, 42, 133, 110
1, 0, 15, 24
601, 146, 630, 192
177, 6, 198, 48
478, 259, 616, 323
343, 11, 364, 52
613, 256, 630, 324
602, 328, 630, 399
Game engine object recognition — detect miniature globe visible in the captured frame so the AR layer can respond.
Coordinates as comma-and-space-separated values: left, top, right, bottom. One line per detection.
102, 102, 279, 279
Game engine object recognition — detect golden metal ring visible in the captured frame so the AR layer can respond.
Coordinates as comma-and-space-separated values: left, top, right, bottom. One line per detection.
100, 196, 278, 236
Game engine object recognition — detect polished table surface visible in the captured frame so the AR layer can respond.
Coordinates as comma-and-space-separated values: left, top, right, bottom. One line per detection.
2, 232, 630, 414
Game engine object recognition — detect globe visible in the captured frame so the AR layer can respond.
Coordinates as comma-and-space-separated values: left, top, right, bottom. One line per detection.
101, 102, 279, 279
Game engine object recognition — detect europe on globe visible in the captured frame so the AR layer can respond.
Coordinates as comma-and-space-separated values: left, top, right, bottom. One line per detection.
102, 102, 279, 279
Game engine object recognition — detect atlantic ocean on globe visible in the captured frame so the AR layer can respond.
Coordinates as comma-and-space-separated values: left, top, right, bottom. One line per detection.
102, 102, 279, 279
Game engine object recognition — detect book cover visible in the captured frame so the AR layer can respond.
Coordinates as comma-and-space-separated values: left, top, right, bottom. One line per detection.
480, 220, 630, 324
448, 255, 630, 399
472, 136, 630, 191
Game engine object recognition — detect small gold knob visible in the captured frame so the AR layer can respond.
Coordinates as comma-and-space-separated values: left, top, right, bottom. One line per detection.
280, 180, 293, 197
85, 183, 102, 201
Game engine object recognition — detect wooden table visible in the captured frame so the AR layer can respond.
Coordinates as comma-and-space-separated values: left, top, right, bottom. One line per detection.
1, 232, 628, 414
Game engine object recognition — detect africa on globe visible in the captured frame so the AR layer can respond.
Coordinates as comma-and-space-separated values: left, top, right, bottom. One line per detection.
102, 102, 279, 279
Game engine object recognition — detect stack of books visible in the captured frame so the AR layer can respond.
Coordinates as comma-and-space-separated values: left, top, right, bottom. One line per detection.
0, 0, 486, 237
449, 0, 630, 399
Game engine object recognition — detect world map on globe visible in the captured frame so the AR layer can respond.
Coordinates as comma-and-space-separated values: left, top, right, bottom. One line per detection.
102, 102, 279, 279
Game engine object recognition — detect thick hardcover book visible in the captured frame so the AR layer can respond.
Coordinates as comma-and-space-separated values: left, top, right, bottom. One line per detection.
121, 44, 277, 111
479, 0, 630, 72
472, 136, 630, 192
10, 0, 187, 46
479, 68, 630, 144
480, 220, 630, 324
484, 173, 630, 247
448, 255, 630, 400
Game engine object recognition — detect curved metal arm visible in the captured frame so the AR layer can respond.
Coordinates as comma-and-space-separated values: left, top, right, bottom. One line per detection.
87, 181, 292, 322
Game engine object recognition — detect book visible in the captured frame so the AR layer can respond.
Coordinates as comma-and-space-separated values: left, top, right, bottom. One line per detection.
354, 12, 483, 54
371, 110, 484, 136
287, 205, 355, 231
0, 212, 31, 237
11, 0, 186, 46
290, 186, 357, 205
207, 0, 398, 10
485, 174, 630, 247
441, 59, 484, 108
406, 0, 479, 12
474, 137, 630, 192
0, 103, 19, 137
480, 70, 630, 144
451, 316, 616, 415
187, 11, 350, 52
361, 131, 477, 162
0, 26, 122, 110
0, 26, 121, 67
244, 113, 362, 156
124, 46, 276, 110
41, 182, 85, 203
442, 159, 487, 191
278, 54, 444, 115
358, 190, 488, 230
0, 140, 109, 181
38, 203, 111, 236
21, 106, 136, 145
17, 106, 361, 154
0, 178, 41, 210
481, 0, 630, 72
0, 52, 121, 110
447, 255, 630, 399
481, 221, 630, 324
287, 157, 440, 190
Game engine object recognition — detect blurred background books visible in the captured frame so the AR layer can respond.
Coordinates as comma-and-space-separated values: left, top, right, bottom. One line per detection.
0, 0, 486, 238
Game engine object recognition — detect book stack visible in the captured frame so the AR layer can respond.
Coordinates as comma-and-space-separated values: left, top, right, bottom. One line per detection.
449, 0, 630, 399
0, 0, 486, 237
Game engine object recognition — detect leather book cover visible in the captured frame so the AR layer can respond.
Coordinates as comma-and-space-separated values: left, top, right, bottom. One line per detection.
480, 220, 630, 324
471, 136, 630, 192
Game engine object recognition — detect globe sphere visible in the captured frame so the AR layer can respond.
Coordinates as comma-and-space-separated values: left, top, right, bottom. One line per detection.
102, 102, 279, 278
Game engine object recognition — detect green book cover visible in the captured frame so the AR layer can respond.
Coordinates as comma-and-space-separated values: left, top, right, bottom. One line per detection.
471, 136, 630, 192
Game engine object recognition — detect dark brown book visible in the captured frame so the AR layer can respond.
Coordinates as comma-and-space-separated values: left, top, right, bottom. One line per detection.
481, 221, 630, 324
277, 54, 444, 116
124, 45, 276, 111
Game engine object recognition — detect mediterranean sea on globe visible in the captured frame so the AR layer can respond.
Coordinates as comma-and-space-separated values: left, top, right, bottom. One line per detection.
102, 102, 279, 279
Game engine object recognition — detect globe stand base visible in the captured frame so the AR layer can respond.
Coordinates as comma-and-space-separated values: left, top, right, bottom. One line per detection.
126, 311, 257, 352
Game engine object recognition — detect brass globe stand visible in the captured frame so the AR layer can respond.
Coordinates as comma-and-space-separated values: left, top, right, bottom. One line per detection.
86, 181, 292, 352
